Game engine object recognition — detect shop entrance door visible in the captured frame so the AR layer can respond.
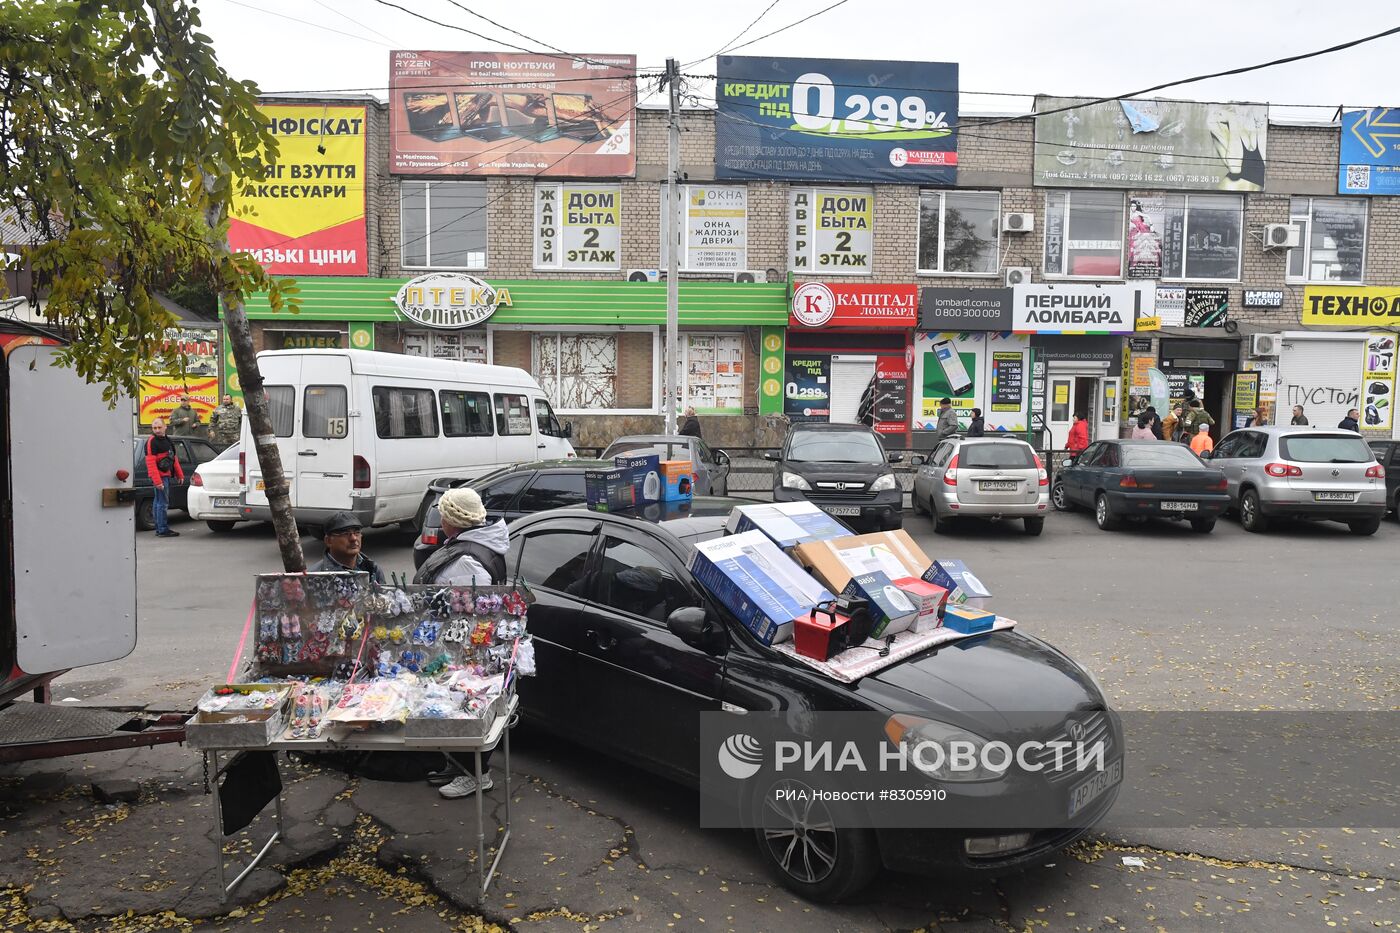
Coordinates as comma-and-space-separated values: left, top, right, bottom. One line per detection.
1047, 375, 1111, 447
1097, 376, 1121, 442
1047, 377, 1074, 448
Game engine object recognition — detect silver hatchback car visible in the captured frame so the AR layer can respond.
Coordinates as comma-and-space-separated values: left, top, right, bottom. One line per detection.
913, 436, 1051, 535
1207, 426, 1387, 535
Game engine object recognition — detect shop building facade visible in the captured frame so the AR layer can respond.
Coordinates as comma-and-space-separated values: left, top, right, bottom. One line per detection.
228, 93, 1400, 449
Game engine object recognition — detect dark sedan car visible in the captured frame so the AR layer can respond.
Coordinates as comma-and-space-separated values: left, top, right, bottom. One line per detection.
768, 422, 904, 532
412, 459, 611, 568
507, 500, 1121, 902
1052, 439, 1229, 533
1368, 440, 1400, 518
131, 434, 224, 531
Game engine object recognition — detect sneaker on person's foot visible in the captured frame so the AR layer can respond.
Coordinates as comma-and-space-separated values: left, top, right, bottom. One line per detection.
156, 530, 181, 537
439, 771, 493, 798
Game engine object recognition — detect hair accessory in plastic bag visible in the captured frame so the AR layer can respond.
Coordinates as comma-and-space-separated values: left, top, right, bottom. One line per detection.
475, 594, 502, 616
503, 590, 528, 616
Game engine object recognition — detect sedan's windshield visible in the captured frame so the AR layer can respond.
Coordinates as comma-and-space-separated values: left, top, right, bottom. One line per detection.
1123, 445, 1203, 468
786, 431, 885, 464
1280, 435, 1374, 464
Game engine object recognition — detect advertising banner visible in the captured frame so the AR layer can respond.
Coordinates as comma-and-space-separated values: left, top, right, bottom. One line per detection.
759, 328, 785, 415
1362, 333, 1397, 431
1339, 108, 1400, 195
265, 330, 344, 350
1011, 284, 1147, 334
662, 185, 749, 271
919, 287, 1012, 331
1127, 195, 1165, 279
1154, 286, 1186, 327
229, 104, 367, 275
790, 283, 918, 329
388, 51, 636, 177
715, 55, 958, 184
1184, 287, 1229, 328
1302, 285, 1400, 326
784, 354, 831, 422
1233, 371, 1260, 428
914, 332, 1030, 432
534, 183, 622, 271
789, 188, 873, 274
872, 356, 910, 434
1243, 290, 1283, 309
1034, 97, 1268, 192
140, 326, 221, 426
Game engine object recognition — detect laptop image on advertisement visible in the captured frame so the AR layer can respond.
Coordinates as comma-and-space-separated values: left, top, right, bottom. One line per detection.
553, 93, 608, 141
403, 92, 468, 142
502, 92, 562, 142
453, 92, 512, 142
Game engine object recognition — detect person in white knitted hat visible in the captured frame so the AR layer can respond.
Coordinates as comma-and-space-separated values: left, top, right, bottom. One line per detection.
414, 485, 511, 800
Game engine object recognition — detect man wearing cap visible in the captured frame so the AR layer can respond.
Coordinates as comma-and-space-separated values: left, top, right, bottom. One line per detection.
311, 511, 386, 583
415, 487, 510, 800
933, 397, 959, 444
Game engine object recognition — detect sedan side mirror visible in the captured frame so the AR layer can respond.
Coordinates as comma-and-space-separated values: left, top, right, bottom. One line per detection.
714, 449, 731, 466
887, 451, 905, 463
910, 454, 926, 466
763, 450, 780, 461
667, 606, 726, 654
1198, 449, 1211, 460
1064, 455, 1077, 466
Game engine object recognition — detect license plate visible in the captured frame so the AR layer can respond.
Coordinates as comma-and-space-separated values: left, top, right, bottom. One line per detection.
1314, 491, 1355, 501
255, 480, 264, 491
979, 481, 1018, 492
1161, 500, 1198, 512
212, 497, 238, 508
1068, 758, 1123, 818
820, 505, 860, 516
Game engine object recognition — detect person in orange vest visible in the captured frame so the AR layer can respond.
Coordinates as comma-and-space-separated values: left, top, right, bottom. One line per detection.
1190, 423, 1214, 456
1066, 413, 1090, 454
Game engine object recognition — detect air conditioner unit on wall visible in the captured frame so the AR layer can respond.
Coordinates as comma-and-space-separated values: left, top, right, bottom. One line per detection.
733, 270, 766, 283
1263, 224, 1301, 249
626, 269, 660, 282
1251, 334, 1281, 357
1004, 266, 1031, 286
1002, 212, 1034, 233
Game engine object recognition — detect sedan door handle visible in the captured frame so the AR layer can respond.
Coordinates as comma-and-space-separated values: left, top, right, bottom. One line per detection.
298, 450, 318, 457
585, 628, 617, 650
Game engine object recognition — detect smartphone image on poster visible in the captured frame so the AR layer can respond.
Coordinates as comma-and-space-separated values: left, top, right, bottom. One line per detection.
932, 339, 973, 397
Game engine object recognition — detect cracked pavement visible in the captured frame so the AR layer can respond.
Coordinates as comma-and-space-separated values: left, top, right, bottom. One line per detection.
0, 508, 1395, 931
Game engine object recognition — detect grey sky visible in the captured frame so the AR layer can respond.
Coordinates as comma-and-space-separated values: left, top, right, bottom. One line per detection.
200, 0, 1398, 119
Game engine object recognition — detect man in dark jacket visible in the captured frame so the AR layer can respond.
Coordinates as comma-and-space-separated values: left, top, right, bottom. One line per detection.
1339, 409, 1360, 432
143, 418, 185, 537
678, 406, 702, 438
966, 408, 985, 437
310, 511, 385, 582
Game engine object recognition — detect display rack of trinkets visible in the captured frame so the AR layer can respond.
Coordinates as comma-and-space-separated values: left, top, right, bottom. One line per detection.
226, 571, 535, 743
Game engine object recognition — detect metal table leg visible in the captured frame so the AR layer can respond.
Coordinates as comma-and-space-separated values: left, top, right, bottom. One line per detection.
483, 720, 512, 894
210, 749, 284, 903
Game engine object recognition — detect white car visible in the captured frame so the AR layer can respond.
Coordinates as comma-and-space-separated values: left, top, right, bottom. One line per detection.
186, 443, 244, 532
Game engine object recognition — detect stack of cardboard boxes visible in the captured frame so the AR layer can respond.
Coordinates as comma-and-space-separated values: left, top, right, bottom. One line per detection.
586, 453, 694, 512
690, 501, 996, 662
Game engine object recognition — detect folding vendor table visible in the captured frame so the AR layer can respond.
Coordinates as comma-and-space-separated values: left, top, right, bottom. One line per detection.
198, 694, 517, 902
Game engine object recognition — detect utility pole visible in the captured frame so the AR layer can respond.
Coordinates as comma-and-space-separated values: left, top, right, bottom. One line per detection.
663, 57, 681, 435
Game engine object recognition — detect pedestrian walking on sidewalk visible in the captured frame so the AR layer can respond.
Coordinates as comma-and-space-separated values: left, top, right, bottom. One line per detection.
1190, 423, 1214, 456
143, 418, 184, 537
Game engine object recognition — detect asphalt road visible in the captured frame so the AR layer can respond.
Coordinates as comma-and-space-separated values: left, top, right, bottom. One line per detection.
19, 503, 1400, 931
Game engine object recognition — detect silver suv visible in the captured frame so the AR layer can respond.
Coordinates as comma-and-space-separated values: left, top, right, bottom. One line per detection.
913, 436, 1051, 536
1207, 426, 1386, 535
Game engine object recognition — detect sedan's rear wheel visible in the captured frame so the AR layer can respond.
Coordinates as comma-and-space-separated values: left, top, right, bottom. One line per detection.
206, 520, 236, 533
1051, 481, 1070, 511
753, 778, 880, 903
1023, 516, 1045, 536
1094, 493, 1121, 531
135, 498, 155, 531
1349, 515, 1382, 536
932, 502, 956, 535
1239, 489, 1269, 533
1189, 517, 1216, 534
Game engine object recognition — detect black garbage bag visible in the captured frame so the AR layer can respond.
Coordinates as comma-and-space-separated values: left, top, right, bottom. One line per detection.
218, 751, 282, 835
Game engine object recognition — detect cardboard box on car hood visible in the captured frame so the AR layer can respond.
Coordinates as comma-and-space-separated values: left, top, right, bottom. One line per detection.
791, 530, 933, 594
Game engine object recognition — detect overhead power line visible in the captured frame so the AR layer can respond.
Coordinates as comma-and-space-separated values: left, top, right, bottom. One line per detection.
688, 0, 786, 67
219, 0, 391, 47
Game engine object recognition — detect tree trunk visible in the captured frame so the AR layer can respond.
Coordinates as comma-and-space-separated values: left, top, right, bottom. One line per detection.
203, 173, 304, 572
222, 296, 305, 572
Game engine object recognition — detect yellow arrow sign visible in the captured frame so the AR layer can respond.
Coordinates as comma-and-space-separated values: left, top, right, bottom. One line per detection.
1351, 107, 1400, 159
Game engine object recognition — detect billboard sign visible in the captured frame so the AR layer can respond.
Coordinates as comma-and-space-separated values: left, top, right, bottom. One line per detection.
1338, 108, 1400, 195
1034, 97, 1268, 192
1012, 284, 1148, 335
784, 354, 831, 422
661, 185, 749, 271
716, 55, 958, 184
919, 287, 1013, 331
394, 272, 506, 329
389, 51, 636, 177
790, 283, 918, 328
230, 104, 367, 275
139, 326, 220, 426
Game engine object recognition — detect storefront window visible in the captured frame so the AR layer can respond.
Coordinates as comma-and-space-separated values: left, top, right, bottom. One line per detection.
1044, 191, 1125, 278
683, 333, 745, 414
400, 181, 488, 270
533, 333, 618, 410
1161, 194, 1243, 281
1287, 197, 1367, 284
917, 190, 1000, 274
403, 329, 488, 363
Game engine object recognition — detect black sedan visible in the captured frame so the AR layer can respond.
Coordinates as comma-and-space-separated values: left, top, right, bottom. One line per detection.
1051, 439, 1229, 533
507, 500, 1120, 902
412, 459, 611, 568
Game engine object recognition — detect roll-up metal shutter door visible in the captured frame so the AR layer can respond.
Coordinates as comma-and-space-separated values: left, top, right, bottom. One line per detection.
1278, 337, 1364, 429
829, 356, 876, 424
